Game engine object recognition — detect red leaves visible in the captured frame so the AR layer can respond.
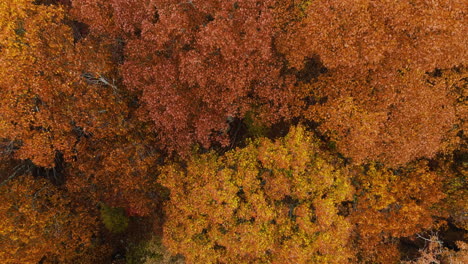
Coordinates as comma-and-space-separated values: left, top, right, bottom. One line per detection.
74, 0, 302, 155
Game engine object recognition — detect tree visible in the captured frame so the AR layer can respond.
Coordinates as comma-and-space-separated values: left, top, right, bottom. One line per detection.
0, 174, 103, 263
71, 0, 305, 155
303, 67, 465, 165
275, 0, 467, 165
351, 161, 447, 263
159, 126, 355, 263
435, 150, 468, 231
65, 118, 162, 216
276, 0, 467, 72
0, 0, 160, 216
0, 0, 121, 167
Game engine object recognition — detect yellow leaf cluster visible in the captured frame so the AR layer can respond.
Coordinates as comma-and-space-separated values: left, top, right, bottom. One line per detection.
159, 126, 355, 263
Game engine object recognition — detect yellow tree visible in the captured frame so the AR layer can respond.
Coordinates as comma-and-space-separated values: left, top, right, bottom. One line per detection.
159, 126, 355, 263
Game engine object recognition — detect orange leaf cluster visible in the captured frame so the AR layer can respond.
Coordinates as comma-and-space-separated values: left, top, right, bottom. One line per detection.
351, 162, 447, 263
276, 0, 467, 165
0, 174, 102, 263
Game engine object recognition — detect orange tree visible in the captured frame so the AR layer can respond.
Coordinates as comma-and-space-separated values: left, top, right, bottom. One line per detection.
301, 67, 465, 166
159, 126, 355, 263
0, 174, 104, 264
350, 161, 447, 263
275, 0, 467, 165
0, 0, 120, 167
277, 0, 466, 72
0, 0, 160, 215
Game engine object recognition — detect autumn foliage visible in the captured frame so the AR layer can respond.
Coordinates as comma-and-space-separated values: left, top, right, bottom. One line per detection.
302, 67, 466, 165
277, 0, 467, 165
0, 174, 102, 264
277, 0, 467, 71
0, 0, 121, 167
351, 162, 447, 263
71, 0, 304, 155
0, 0, 466, 263
0, 0, 161, 219
160, 126, 355, 263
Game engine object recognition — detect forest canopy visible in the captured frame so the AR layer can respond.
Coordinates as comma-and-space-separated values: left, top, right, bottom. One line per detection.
0, 0, 466, 263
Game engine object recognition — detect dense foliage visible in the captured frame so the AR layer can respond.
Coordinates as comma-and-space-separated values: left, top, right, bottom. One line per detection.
0, 0, 466, 263
276, 0, 467, 165
160, 126, 354, 263
72, 0, 304, 155
0, 174, 105, 263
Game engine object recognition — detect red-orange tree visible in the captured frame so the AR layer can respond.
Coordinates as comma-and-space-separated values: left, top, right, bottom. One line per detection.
71, 0, 305, 155
277, 0, 467, 72
159, 126, 355, 263
0, 0, 121, 167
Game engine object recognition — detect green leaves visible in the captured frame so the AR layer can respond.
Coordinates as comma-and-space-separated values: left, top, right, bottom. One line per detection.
100, 203, 129, 233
